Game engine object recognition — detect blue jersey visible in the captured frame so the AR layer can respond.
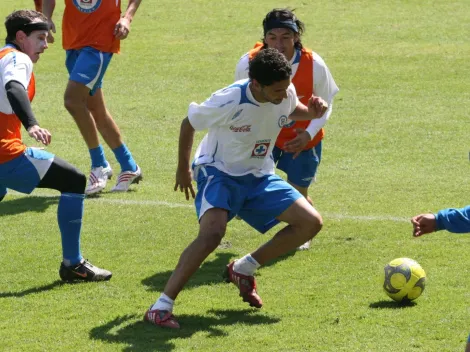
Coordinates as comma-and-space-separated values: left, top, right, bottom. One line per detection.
435, 205, 470, 233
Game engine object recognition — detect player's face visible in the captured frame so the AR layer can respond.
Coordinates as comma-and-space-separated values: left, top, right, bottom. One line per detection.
20, 29, 48, 63
259, 78, 291, 105
264, 28, 298, 61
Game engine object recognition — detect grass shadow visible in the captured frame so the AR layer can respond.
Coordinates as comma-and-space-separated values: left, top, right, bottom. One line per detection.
369, 300, 417, 309
90, 309, 280, 351
142, 252, 235, 292
0, 280, 63, 298
0, 195, 59, 216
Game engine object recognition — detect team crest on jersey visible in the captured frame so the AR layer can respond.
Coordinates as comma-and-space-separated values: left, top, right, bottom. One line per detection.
251, 139, 271, 158
278, 115, 295, 128
73, 0, 102, 13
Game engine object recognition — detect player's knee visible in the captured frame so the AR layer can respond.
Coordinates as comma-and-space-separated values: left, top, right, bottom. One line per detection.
64, 92, 86, 114
62, 169, 86, 194
304, 211, 323, 240
198, 227, 226, 251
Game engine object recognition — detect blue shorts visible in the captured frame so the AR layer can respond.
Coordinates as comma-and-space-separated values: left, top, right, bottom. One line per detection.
272, 140, 322, 188
193, 165, 302, 234
65, 46, 113, 96
0, 148, 54, 194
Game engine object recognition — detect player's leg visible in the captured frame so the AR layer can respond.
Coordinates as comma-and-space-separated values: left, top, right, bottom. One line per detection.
145, 209, 228, 328
227, 175, 322, 307
0, 148, 111, 281
33, 0, 42, 12
63, 47, 112, 194
34, 152, 112, 282
252, 197, 322, 263
87, 88, 141, 192
276, 143, 322, 250
146, 166, 237, 328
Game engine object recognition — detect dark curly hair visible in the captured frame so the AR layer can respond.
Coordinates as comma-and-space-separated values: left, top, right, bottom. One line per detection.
5, 10, 48, 43
261, 8, 305, 50
248, 48, 292, 86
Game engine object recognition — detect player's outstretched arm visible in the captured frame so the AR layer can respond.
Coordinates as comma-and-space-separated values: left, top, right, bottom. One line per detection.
114, 0, 142, 40
412, 206, 470, 236
174, 117, 196, 200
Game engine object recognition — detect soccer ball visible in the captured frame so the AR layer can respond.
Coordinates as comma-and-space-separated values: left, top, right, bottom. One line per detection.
383, 258, 426, 302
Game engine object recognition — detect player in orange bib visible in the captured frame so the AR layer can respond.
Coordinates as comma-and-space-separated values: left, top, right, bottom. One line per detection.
42, 0, 143, 194
235, 9, 339, 250
0, 10, 111, 282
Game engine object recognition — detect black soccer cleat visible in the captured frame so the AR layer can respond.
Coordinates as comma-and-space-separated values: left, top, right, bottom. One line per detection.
59, 259, 112, 282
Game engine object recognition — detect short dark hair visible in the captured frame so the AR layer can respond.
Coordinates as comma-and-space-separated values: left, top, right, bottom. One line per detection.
248, 48, 292, 86
5, 10, 48, 43
262, 8, 305, 50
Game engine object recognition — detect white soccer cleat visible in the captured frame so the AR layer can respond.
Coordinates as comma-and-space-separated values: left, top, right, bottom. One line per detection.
111, 165, 142, 192
297, 240, 311, 251
85, 164, 113, 195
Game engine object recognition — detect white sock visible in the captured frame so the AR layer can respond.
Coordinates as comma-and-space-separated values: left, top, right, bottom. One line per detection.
233, 254, 260, 276
151, 293, 174, 312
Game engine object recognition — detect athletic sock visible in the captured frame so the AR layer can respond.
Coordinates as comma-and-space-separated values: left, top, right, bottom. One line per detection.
151, 293, 174, 312
58, 193, 84, 266
89, 145, 107, 168
112, 143, 137, 172
233, 254, 260, 276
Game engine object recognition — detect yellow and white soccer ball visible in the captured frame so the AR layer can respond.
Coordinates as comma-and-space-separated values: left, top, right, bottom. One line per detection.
383, 258, 426, 302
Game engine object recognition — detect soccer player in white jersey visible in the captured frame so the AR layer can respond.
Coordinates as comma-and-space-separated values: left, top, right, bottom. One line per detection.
235, 9, 339, 250
0, 10, 111, 282
145, 48, 328, 329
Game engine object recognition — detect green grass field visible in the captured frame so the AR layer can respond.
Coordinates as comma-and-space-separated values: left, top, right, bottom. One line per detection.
0, 0, 469, 351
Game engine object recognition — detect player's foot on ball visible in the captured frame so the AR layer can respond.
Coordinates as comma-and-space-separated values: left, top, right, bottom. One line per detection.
144, 307, 180, 329
223, 261, 263, 308
297, 240, 311, 251
111, 165, 142, 192
85, 164, 113, 195
59, 259, 112, 282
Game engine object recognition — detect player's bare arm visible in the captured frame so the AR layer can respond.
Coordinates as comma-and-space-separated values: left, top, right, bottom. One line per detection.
290, 95, 328, 121
174, 117, 196, 200
42, 0, 56, 43
114, 0, 142, 40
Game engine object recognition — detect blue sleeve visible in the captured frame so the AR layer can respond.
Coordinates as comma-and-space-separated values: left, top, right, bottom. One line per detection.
435, 205, 470, 233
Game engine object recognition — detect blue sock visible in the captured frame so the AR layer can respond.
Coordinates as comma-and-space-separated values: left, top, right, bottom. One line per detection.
58, 193, 85, 266
112, 143, 137, 172
89, 145, 107, 168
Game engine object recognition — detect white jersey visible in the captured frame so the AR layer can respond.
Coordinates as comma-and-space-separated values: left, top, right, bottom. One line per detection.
0, 45, 33, 115
235, 48, 339, 139
188, 79, 299, 177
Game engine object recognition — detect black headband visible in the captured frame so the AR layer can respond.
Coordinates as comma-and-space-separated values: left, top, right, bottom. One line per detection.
263, 19, 299, 35
22, 22, 49, 34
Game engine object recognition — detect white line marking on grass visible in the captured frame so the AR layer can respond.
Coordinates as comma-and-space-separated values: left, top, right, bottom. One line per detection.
6, 192, 409, 222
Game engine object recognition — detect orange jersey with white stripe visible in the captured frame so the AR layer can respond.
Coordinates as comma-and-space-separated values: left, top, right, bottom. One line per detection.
63, 0, 121, 53
0, 48, 35, 163
248, 44, 323, 150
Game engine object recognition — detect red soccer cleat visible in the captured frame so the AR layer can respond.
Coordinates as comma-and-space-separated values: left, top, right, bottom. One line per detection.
144, 307, 180, 329
223, 261, 263, 308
